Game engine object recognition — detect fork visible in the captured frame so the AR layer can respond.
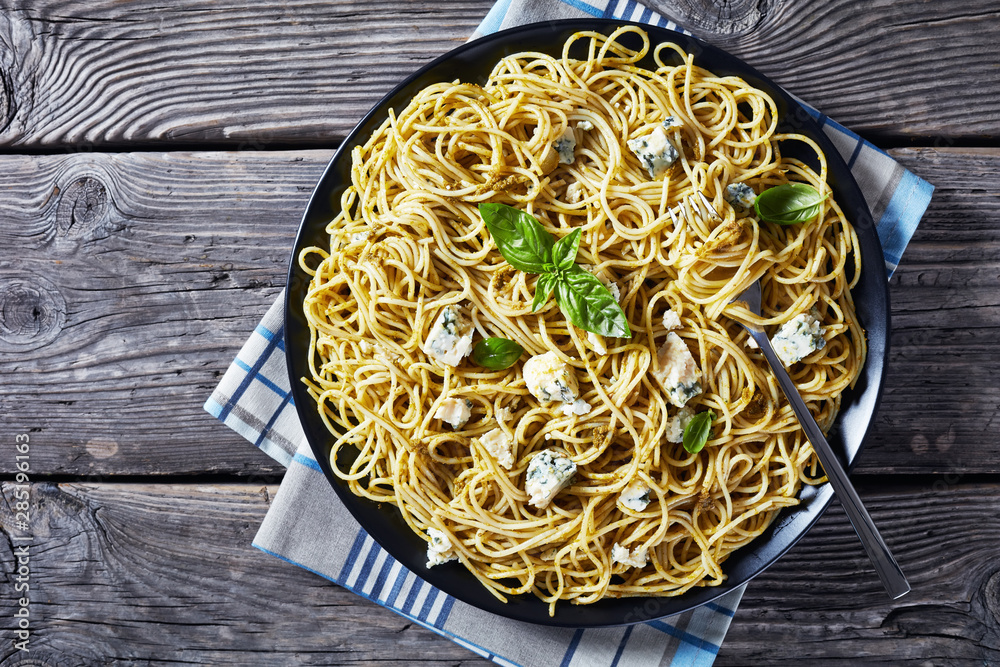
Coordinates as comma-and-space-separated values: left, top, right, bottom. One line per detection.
733, 280, 911, 599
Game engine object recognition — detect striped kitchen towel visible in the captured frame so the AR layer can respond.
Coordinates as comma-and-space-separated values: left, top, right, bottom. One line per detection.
204, 1, 934, 665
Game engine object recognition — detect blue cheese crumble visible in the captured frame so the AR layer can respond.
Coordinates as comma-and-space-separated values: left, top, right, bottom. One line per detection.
434, 397, 472, 429
422, 304, 474, 367
587, 331, 607, 355
522, 351, 579, 404
724, 183, 756, 208
577, 120, 595, 131
480, 428, 515, 470
627, 125, 679, 178
619, 479, 652, 512
426, 528, 457, 567
664, 406, 695, 443
554, 127, 577, 165
559, 398, 592, 417
611, 543, 648, 568
651, 332, 703, 407
525, 450, 576, 508
771, 312, 826, 366
662, 115, 684, 129
606, 280, 621, 302
662, 308, 682, 331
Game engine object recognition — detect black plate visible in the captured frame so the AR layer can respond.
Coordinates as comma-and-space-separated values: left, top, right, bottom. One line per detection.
284, 19, 890, 628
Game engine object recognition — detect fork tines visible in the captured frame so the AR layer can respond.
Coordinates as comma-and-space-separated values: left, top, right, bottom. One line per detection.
667, 191, 721, 224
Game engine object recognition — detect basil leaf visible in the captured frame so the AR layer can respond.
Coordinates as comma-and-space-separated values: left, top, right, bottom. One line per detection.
553, 267, 631, 338
478, 203, 554, 273
551, 228, 581, 272
753, 183, 829, 225
477, 204, 628, 339
532, 272, 557, 312
682, 409, 716, 454
471, 337, 524, 370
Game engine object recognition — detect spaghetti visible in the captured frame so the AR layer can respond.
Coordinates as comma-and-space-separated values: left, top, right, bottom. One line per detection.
299, 26, 864, 614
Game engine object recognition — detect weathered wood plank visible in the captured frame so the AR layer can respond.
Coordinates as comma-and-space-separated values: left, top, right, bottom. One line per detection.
0, 147, 996, 476
0, 0, 493, 149
0, 482, 491, 665
1, 481, 997, 664
0, 150, 334, 477
720, 480, 1000, 665
653, 0, 1000, 142
864, 147, 1000, 476
0, 0, 998, 150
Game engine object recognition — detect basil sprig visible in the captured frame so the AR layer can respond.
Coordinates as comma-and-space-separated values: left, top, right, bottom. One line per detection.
471, 337, 524, 370
754, 183, 829, 225
479, 203, 631, 338
682, 409, 716, 454
478, 202, 555, 273
554, 268, 630, 338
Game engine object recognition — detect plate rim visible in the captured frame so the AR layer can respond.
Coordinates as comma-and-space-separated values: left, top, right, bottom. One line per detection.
283, 18, 891, 628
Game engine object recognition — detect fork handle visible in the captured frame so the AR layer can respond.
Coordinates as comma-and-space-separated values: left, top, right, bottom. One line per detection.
751, 331, 911, 599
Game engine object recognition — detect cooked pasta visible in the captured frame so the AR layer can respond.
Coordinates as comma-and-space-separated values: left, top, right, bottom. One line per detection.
298, 25, 864, 614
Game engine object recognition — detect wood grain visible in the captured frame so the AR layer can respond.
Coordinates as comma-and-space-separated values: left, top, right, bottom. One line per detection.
0, 1, 995, 664
0, 482, 491, 665
0, 147, 996, 477
652, 0, 1000, 141
0, 0, 998, 150
1, 480, 996, 664
720, 480, 1000, 665
866, 148, 1000, 475
0, 0, 494, 150
0, 150, 334, 477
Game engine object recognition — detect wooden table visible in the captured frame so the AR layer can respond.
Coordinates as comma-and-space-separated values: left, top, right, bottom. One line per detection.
1, 1, 998, 664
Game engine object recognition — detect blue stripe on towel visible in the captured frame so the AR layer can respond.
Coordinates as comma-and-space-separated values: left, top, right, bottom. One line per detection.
234, 358, 291, 401
254, 392, 292, 449
402, 578, 425, 614
419, 588, 440, 622
435, 595, 457, 628
218, 323, 283, 421
879, 168, 935, 272
649, 619, 721, 654
341, 530, 369, 580
251, 543, 525, 667
253, 323, 285, 351
706, 601, 736, 618
846, 138, 865, 169
559, 0, 604, 16
559, 629, 585, 667
609, 625, 634, 667
370, 554, 396, 601
291, 452, 323, 472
